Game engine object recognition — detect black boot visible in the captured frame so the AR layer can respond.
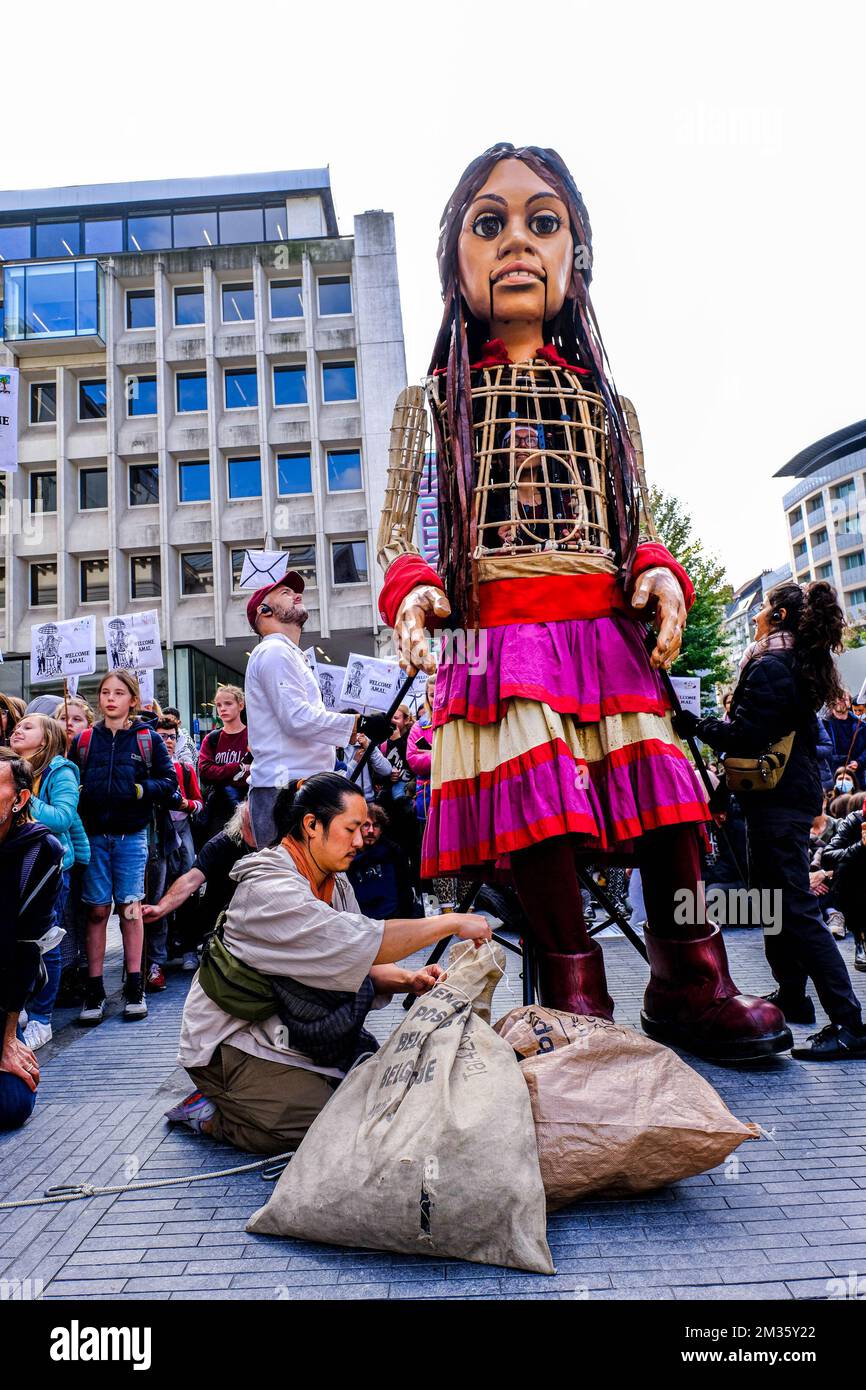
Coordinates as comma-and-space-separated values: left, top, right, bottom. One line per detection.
791, 1022, 866, 1061
762, 988, 816, 1025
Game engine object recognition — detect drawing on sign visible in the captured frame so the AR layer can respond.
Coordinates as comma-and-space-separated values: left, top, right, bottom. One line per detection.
34, 624, 63, 679
106, 616, 138, 670
345, 661, 365, 702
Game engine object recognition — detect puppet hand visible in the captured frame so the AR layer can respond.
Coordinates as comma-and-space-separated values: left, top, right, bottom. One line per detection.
394, 584, 451, 676
630, 566, 687, 669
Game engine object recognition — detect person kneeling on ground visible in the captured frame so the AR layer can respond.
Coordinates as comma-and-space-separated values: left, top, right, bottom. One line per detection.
171, 772, 490, 1154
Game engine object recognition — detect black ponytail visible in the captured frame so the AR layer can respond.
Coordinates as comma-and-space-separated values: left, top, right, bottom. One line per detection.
767, 580, 845, 712
271, 772, 365, 848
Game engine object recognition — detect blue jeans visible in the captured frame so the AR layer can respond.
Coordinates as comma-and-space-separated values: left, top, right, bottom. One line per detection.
82, 831, 148, 906
27, 869, 70, 1025
0, 1029, 37, 1132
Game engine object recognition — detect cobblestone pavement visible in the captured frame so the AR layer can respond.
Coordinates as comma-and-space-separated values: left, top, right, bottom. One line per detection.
2, 921, 866, 1302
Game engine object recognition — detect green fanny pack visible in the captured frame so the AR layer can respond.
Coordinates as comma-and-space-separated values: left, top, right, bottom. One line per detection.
197, 919, 275, 1021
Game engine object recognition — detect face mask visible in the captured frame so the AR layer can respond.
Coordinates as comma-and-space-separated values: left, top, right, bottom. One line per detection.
836, 779, 854, 793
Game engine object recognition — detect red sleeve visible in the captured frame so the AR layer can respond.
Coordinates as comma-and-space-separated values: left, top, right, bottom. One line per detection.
630, 542, 695, 612
378, 554, 446, 629
184, 764, 203, 811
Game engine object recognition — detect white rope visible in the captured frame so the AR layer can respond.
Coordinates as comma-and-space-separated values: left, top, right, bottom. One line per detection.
0, 1151, 294, 1210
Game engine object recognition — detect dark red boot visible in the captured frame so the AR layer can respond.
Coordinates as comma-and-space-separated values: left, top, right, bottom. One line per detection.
537, 944, 614, 1019
641, 925, 792, 1061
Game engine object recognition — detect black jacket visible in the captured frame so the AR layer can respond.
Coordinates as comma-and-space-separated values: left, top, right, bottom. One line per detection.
695, 649, 822, 817
0, 821, 64, 1013
69, 720, 178, 835
821, 810, 866, 884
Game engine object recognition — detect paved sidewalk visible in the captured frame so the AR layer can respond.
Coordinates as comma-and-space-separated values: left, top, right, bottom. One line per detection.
2, 924, 866, 1302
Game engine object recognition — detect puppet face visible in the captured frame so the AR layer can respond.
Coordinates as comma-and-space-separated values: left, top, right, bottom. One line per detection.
457, 158, 574, 331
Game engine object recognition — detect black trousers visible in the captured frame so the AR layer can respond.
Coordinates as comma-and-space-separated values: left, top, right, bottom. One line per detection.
746, 809, 861, 1027
835, 868, 866, 943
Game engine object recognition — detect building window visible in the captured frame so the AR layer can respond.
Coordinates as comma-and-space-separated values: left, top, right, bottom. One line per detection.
276, 453, 312, 495
126, 375, 158, 417
227, 456, 261, 499
270, 280, 303, 319
812, 529, 829, 548
219, 207, 264, 244
131, 554, 161, 600
816, 564, 834, 580
331, 539, 368, 585
221, 282, 255, 323
273, 365, 307, 407
5, 259, 101, 340
84, 218, 124, 254
842, 551, 866, 572
30, 382, 56, 425
126, 290, 156, 331
806, 494, 825, 517
225, 368, 258, 410
180, 550, 214, 595
322, 360, 357, 403
0, 224, 30, 260
30, 472, 57, 514
0, 562, 5, 610
793, 540, 808, 561
318, 275, 352, 316
81, 557, 110, 604
128, 214, 172, 253
846, 588, 866, 606
284, 542, 317, 586
79, 468, 108, 511
36, 221, 80, 259
231, 547, 262, 591
176, 372, 208, 413
129, 463, 159, 507
173, 210, 219, 249
174, 286, 206, 327
832, 479, 856, 500
178, 460, 211, 503
30, 561, 57, 607
78, 379, 107, 421
326, 448, 362, 492
265, 206, 286, 241
787, 509, 802, 530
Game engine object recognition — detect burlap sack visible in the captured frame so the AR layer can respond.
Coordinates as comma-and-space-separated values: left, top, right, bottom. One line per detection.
247, 943, 554, 1274
494, 1006, 760, 1211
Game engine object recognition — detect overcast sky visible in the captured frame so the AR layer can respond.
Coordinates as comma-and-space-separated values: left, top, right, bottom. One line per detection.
7, 0, 865, 591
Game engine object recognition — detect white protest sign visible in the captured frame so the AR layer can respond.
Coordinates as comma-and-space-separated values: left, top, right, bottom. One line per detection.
104, 610, 162, 670
30, 617, 96, 685
317, 664, 351, 711
66, 675, 78, 696
302, 646, 318, 676
136, 668, 155, 706
340, 653, 404, 714
237, 550, 289, 590
670, 676, 701, 717
0, 368, 19, 474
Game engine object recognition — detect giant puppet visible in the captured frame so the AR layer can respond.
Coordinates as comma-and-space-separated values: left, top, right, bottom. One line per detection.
377, 144, 791, 1061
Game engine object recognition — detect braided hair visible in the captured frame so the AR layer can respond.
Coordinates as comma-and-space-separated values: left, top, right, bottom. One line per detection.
429, 142, 641, 624
766, 580, 845, 712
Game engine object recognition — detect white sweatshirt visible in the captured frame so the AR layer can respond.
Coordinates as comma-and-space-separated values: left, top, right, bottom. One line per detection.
245, 633, 357, 787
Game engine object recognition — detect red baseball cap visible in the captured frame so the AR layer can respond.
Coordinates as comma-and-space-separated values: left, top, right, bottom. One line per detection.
246, 572, 305, 631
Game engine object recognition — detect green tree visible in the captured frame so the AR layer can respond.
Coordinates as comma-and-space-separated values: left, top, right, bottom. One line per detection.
648, 485, 735, 706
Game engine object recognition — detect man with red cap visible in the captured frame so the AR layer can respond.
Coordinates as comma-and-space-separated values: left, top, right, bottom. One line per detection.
244, 573, 391, 848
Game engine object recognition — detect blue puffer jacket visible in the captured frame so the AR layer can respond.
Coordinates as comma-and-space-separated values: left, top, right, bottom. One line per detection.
29, 755, 90, 871
69, 720, 178, 835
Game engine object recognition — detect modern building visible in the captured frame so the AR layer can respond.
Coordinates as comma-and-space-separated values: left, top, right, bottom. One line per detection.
722, 563, 792, 667
0, 170, 407, 729
776, 420, 866, 626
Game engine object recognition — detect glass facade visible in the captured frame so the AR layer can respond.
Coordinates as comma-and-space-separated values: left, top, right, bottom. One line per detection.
0, 225, 30, 261
30, 382, 56, 425
177, 372, 208, 413
173, 210, 218, 249
332, 539, 368, 584
79, 379, 107, 420
3, 260, 104, 342
178, 460, 210, 503
126, 290, 155, 330
84, 218, 124, 254
36, 221, 80, 259
273, 365, 307, 406
0, 200, 295, 260
219, 207, 264, 244
276, 453, 312, 495
221, 283, 254, 322
127, 375, 158, 416
131, 554, 161, 599
284, 542, 317, 585
225, 368, 257, 409
81, 557, 110, 603
227, 456, 261, 499
270, 280, 303, 318
129, 463, 159, 506
181, 551, 214, 595
326, 448, 362, 492
80, 469, 108, 510
322, 361, 357, 402
318, 275, 352, 316
175, 286, 205, 326
30, 472, 57, 513
128, 214, 172, 252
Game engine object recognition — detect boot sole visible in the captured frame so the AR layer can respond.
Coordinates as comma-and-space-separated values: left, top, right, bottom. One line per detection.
640, 1012, 793, 1062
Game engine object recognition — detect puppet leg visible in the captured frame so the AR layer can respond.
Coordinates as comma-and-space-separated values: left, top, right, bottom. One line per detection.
510, 836, 614, 1018
637, 824, 791, 1060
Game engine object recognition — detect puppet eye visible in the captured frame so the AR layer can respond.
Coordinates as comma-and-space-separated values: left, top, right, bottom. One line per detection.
472, 212, 504, 238
529, 212, 561, 235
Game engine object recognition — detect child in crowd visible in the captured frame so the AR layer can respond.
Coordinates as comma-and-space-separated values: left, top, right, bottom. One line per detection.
197, 684, 250, 841
145, 719, 204, 987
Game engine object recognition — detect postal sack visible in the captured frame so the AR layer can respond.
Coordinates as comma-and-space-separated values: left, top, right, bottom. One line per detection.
247, 943, 554, 1274
494, 1006, 760, 1211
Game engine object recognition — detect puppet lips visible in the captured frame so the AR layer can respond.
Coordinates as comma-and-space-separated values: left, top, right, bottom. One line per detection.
492, 264, 545, 285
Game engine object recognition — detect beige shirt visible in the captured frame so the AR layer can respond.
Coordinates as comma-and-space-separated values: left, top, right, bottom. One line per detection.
178, 845, 385, 1077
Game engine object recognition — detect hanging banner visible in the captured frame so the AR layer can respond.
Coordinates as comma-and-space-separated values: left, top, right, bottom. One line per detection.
317, 664, 351, 712
0, 368, 19, 474
135, 667, 155, 706
30, 617, 96, 685
238, 550, 289, 590
670, 676, 701, 717
339, 653, 404, 714
103, 610, 162, 670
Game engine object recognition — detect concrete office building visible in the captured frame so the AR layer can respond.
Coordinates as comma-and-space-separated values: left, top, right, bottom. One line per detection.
776, 420, 866, 627
0, 170, 407, 728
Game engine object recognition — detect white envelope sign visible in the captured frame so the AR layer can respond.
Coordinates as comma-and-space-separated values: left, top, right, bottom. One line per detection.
670, 676, 701, 717
31, 617, 97, 685
238, 551, 289, 590
340, 653, 404, 714
103, 610, 162, 671
136, 668, 155, 706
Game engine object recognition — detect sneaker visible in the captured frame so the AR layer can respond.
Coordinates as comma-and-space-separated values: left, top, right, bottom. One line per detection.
855, 939, 866, 973
762, 988, 816, 1025
123, 975, 148, 1021
164, 1090, 216, 1134
182, 951, 199, 972
18, 1009, 28, 1028
826, 909, 846, 939
22, 1019, 52, 1050
146, 963, 166, 992
78, 986, 106, 1027
791, 1021, 866, 1061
